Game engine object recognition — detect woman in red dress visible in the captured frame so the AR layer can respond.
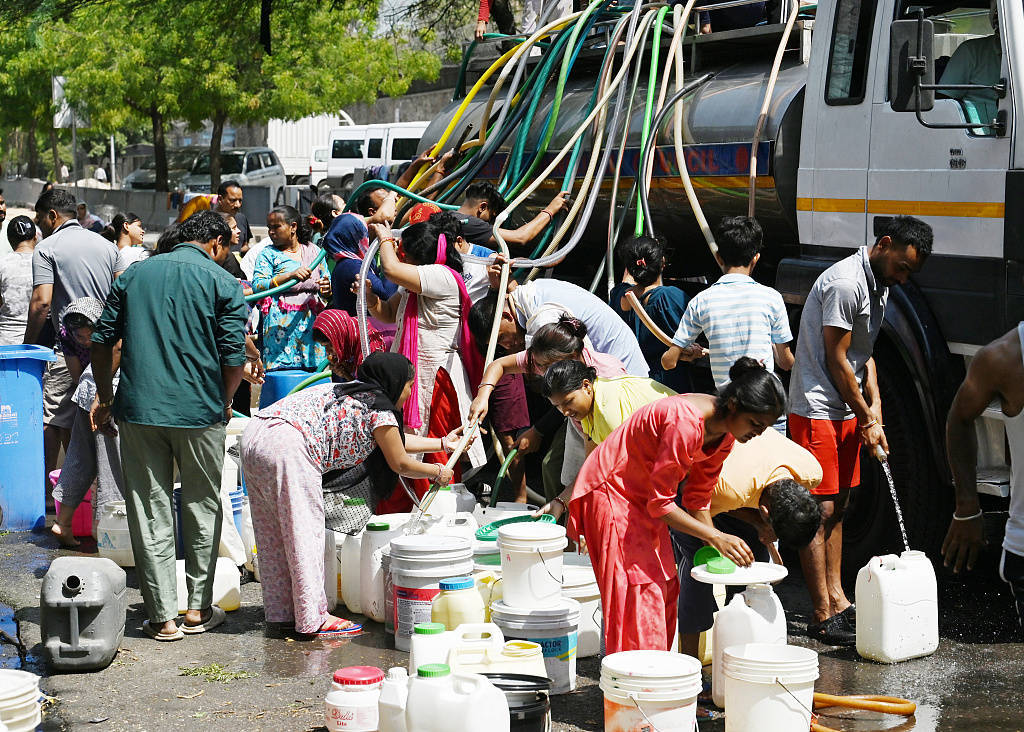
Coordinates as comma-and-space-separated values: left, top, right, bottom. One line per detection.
540, 358, 788, 654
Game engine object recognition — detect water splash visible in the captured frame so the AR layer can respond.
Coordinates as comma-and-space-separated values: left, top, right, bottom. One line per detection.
880, 459, 910, 553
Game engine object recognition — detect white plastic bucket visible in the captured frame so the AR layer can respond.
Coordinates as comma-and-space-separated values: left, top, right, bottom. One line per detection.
723, 643, 818, 732
600, 651, 702, 732
497, 522, 567, 608
561, 553, 601, 659
490, 598, 579, 695
390, 535, 473, 651
0, 671, 40, 732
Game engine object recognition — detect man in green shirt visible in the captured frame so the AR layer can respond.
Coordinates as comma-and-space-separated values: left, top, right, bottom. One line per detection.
91, 210, 247, 641
939, 1, 1002, 126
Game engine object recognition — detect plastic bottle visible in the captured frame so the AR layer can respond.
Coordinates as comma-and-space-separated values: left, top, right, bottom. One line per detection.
855, 550, 938, 663
711, 586, 787, 708
408, 623, 450, 674
404, 664, 510, 732
360, 522, 394, 623
325, 666, 384, 731
424, 485, 458, 517
431, 576, 486, 631
378, 667, 409, 732
340, 499, 367, 614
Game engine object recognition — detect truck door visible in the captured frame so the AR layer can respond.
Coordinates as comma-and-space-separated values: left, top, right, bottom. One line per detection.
797, 0, 879, 250
867, 2, 1010, 347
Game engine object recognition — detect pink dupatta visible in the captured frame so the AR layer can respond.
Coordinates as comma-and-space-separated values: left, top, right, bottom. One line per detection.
397, 235, 483, 429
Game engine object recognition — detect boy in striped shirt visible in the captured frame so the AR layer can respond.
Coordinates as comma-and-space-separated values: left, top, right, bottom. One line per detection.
661, 216, 794, 393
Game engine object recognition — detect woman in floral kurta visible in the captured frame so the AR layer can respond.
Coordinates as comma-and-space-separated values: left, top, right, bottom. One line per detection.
251, 206, 330, 371
241, 353, 466, 636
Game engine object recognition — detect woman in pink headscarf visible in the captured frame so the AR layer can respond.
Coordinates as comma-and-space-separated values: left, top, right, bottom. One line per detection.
357, 216, 486, 509
312, 309, 386, 382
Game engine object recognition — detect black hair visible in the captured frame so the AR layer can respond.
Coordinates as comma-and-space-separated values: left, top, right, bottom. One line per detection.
6, 216, 36, 247
764, 478, 822, 548
541, 359, 597, 398
715, 216, 763, 268
400, 220, 463, 273
878, 214, 933, 257
216, 180, 242, 197
713, 357, 787, 419
63, 312, 95, 331
155, 223, 182, 254
269, 205, 311, 245
427, 210, 463, 241
469, 290, 501, 348
35, 188, 77, 217
623, 234, 668, 287
101, 212, 142, 243
311, 191, 342, 228
355, 185, 387, 217
179, 210, 231, 246
528, 314, 587, 372
463, 181, 507, 218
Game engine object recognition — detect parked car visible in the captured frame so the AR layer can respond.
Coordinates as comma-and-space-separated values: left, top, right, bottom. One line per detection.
122, 148, 200, 190
324, 121, 429, 198
180, 147, 286, 204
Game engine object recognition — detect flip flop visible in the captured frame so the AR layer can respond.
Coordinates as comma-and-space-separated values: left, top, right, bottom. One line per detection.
181, 606, 226, 635
311, 618, 362, 637
143, 620, 184, 642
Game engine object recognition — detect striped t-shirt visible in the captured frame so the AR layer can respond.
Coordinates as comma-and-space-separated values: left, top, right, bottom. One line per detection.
670, 273, 792, 388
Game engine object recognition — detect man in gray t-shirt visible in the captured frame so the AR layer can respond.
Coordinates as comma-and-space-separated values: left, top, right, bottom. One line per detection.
789, 215, 931, 645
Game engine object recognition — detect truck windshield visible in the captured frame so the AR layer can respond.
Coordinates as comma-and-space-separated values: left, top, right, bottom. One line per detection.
391, 138, 419, 161
191, 152, 244, 175
332, 139, 364, 159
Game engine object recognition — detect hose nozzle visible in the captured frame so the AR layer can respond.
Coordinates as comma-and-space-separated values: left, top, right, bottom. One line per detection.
874, 444, 889, 463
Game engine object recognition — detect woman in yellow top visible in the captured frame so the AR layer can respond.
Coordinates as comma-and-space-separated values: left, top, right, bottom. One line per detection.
539, 358, 676, 450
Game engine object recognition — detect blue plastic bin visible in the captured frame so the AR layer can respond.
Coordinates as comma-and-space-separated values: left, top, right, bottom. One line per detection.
0, 345, 57, 531
258, 369, 313, 408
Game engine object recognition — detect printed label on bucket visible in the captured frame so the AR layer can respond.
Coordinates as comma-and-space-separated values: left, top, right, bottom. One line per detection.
394, 586, 441, 639
326, 703, 377, 731
527, 631, 577, 694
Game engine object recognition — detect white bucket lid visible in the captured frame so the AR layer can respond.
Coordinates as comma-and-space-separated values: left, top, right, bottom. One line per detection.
390, 534, 471, 559
497, 521, 567, 549
491, 598, 581, 625
0, 671, 39, 701
602, 650, 702, 680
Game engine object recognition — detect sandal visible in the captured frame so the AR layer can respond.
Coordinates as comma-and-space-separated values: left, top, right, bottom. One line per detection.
311, 618, 362, 637
182, 606, 226, 635
143, 620, 184, 642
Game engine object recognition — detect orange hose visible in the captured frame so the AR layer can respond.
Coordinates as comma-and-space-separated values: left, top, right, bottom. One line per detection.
813, 693, 917, 716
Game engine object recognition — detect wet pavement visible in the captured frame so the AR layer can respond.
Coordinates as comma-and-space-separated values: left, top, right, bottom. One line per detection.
0, 527, 1021, 730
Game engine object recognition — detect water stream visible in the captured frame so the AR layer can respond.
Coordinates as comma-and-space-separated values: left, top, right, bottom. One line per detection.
881, 459, 911, 553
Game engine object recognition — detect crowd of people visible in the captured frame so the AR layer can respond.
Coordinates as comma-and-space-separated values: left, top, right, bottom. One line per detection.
4, 170, 1021, 657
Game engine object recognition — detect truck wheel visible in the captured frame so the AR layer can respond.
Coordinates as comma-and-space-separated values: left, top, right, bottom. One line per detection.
294, 176, 310, 187
841, 341, 952, 582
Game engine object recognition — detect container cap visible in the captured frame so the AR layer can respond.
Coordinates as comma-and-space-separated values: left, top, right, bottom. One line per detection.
693, 545, 723, 567
439, 576, 475, 591
366, 522, 390, 531
344, 498, 367, 506
437, 485, 451, 491
413, 622, 446, 635
417, 663, 451, 678
332, 666, 385, 686
706, 556, 737, 574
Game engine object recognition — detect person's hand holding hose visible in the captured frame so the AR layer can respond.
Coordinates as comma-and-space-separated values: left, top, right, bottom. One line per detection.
515, 427, 543, 455
468, 384, 493, 425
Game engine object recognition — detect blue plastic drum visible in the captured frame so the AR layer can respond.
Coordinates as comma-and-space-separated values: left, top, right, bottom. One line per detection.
258, 369, 314, 408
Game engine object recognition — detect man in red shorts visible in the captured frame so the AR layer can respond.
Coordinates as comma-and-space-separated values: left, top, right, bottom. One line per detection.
788, 216, 932, 644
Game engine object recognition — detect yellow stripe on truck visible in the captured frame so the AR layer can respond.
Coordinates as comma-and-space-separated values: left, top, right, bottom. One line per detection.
797, 197, 1004, 218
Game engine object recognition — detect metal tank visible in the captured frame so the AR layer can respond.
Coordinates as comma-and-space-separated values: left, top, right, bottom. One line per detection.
420, 47, 809, 280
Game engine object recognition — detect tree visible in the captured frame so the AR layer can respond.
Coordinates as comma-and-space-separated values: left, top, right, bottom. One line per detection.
0, 19, 58, 179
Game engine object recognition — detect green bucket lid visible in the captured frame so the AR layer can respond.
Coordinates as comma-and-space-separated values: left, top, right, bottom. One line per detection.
417, 663, 451, 678
693, 546, 723, 567
344, 498, 367, 506
706, 556, 737, 574
475, 513, 555, 542
474, 554, 502, 567
413, 622, 446, 635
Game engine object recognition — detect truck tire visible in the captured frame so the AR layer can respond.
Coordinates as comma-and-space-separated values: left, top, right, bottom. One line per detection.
841, 341, 952, 582
294, 176, 310, 187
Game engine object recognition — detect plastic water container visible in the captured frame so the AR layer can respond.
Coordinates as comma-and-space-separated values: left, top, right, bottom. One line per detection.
561, 553, 601, 659
711, 585, 787, 708
722, 643, 818, 732
259, 368, 312, 408
390, 535, 474, 651
497, 522, 567, 608
50, 470, 93, 538
601, 651, 703, 732
325, 529, 339, 611
383, 549, 395, 637
0, 345, 55, 531
491, 598, 580, 695
326, 666, 383, 731
0, 670, 42, 732
411, 623, 506, 675
340, 518, 365, 615
96, 502, 135, 567
473, 502, 537, 527
175, 557, 241, 613
431, 576, 486, 629
40, 557, 127, 672
241, 498, 258, 573
421, 512, 478, 543
855, 550, 939, 663
424, 485, 458, 517
449, 640, 547, 679
451, 484, 477, 513
404, 664, 510, 732
378, 667, 409, 732
360, 522, 397, 623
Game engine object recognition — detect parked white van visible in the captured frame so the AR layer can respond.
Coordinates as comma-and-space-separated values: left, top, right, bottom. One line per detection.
324, 121, 429, 197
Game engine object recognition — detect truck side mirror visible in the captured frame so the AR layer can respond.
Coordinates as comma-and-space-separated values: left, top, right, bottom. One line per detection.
890, 18, 935, 113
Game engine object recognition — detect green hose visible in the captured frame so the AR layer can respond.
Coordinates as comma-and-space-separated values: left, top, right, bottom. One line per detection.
244, 248, 328, 303
489, 448, 519, 507
342, 179, 459, 214
634, 4, 670, 236
287, 369, 331, 395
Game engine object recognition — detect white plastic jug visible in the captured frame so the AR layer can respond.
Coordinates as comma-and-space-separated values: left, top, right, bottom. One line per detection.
451, 484, 477, 514
404, 664, 510, 732
175, 557, 241, 613
410, 622, 506, 675
360, 521, 398, 623
711, 585, 786, 708
473, 502, 537, 527
378, 667, 409, 732
96, 501, 135, 568
340, 530, 364, 614
431, 576, 485, 630
423, 485, 458, 517
855, 550, 939, 663
448, 640, 547, 679
422, 512, 479, 543
325, 529, 338, 612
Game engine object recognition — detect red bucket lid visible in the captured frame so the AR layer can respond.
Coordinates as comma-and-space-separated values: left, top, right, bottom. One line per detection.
333, 666, 385, 686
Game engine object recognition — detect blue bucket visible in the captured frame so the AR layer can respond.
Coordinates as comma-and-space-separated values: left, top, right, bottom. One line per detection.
258, 369, 314, 408
229, 489, 244, 537
0, 345, 56, 530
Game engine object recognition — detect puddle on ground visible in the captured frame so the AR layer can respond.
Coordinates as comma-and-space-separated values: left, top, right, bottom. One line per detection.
0, 601, 37, 670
